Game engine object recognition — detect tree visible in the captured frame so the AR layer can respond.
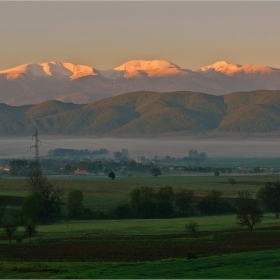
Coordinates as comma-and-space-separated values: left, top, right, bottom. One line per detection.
26, 170, 63, 221
108, 171, 116, 180
236, 191, 263, 231
228, 178, 236, 185
64, 164, 72, 174
175, 190, 194, 217
67, 189, 84, 218
130, 187, 157, 218
198, 189, 226, 214
257, 181, 280, 218
157, 186, 174, 218
21, 193, 47, 223
185, 221, 199, 238
0, 196, 6, 226
214, 170, 220, 176
151, 167, 162, 177
24, 219, 38, 242
3, 221, 17, 243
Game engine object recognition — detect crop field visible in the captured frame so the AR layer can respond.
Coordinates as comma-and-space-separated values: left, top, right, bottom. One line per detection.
1, 174, 280, 278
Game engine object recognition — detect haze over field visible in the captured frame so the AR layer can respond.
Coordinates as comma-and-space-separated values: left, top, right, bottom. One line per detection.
1, 137, 280, 159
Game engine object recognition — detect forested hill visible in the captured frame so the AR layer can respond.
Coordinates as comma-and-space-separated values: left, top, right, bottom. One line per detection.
1, 89, 280, 136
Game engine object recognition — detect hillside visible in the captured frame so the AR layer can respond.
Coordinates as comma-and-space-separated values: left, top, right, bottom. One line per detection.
0, 90, 280, 136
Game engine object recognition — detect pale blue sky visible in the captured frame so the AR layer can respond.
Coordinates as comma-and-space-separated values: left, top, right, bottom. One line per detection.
1, 1, 280, 70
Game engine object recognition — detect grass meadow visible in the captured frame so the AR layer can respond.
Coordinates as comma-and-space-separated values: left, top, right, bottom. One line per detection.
1, 174, 280, 278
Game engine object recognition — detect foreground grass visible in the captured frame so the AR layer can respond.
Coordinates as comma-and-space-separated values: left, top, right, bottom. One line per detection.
1, 249, 280, 279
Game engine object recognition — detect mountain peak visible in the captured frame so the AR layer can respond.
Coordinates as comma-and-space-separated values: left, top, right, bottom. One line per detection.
0, 61, 98, 80
114, 60, 182, 77
200, 61, 241, 73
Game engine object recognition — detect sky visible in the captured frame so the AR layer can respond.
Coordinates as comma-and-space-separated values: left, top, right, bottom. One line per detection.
1, 1, 280, 71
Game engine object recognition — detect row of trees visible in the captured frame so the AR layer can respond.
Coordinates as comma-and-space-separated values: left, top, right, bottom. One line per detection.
108, 186, 235, 219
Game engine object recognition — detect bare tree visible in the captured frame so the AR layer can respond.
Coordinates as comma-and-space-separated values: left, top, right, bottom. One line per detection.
236, 191, 263, 231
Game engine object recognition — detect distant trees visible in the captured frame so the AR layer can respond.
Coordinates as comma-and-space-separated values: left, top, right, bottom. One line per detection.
67, 189, 84, 218
188, 149, 207, 161
257, 181, 280, 218
236, 191, 263, 231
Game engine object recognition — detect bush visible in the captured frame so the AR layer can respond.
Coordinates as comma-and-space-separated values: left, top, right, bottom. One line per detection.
228, 178, 236, 185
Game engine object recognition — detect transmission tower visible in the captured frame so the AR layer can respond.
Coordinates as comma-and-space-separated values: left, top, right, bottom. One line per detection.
30, 128, 41, 169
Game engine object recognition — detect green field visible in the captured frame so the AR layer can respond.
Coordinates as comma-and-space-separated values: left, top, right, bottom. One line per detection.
1, 174, 279, 211
1, 174, 280, 278
1, 249, 280, 279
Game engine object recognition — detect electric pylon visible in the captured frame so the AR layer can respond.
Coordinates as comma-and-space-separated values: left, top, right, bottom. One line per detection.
30, 128, 41, 169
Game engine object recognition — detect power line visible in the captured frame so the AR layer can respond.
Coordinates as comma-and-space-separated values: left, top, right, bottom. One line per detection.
30, 128, 41, 168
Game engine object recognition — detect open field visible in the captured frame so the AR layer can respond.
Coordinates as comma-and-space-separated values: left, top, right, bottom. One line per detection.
1, 174, 280, 278
1, 249, 280, 279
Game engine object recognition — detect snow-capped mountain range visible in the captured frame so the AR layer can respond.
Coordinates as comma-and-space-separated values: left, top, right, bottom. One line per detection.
1, 60, 280, 105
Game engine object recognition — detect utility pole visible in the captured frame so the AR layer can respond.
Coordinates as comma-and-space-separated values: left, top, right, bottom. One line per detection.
30, 128, 41, 169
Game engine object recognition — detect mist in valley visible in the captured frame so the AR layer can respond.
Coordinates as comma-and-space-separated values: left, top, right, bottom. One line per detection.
0, 136, 280, 160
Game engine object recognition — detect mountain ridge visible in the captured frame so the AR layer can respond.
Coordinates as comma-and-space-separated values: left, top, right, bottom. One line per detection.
1, 60, 280, 106
1, 89, 280, 136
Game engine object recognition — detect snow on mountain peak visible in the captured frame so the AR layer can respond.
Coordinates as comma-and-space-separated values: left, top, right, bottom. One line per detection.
114, 60, 182, 77
0, 61, 97, 80
200, 61, 241, 73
